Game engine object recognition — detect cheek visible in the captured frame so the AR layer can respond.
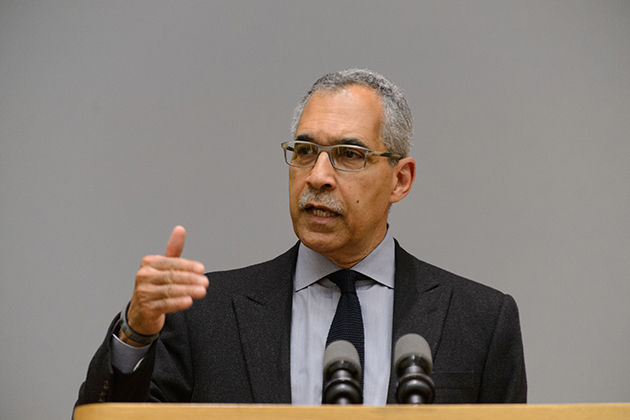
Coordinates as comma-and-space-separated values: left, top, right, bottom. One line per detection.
289, 167, 305, 185
352, 179, 391, 215
288, 171, 298, 195
288, 172, 303, 211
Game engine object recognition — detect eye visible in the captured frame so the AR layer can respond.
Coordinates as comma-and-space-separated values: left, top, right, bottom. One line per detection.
295, 143, 317, 156
338, 147, 366, 160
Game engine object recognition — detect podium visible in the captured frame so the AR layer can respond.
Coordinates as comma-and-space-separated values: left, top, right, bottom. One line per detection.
74, 403, 630, 420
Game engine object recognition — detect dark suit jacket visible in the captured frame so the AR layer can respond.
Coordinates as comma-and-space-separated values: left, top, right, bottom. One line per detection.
76, 241, 526, 405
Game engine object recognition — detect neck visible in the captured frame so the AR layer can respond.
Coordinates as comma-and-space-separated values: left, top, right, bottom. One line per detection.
321, 227, 389, 269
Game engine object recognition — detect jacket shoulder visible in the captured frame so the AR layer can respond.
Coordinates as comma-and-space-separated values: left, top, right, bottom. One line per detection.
204, 243, 299, 291
395, 241, 512, 307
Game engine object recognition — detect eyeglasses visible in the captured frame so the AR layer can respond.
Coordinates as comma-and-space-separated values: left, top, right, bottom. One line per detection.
281, 141, 401, 172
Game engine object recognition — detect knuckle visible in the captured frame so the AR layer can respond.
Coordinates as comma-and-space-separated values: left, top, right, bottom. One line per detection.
136, 266, 152, 280
140, 255, 156, 266
134, 290, 152, 305
167, 268, 176, 284
137, 280, 156, 292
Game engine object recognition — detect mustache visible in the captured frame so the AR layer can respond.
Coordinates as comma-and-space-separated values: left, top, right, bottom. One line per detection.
298, 188, 344, 215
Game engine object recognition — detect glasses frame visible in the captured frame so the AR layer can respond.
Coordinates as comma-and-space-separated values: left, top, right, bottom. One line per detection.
281, 140, 402, 172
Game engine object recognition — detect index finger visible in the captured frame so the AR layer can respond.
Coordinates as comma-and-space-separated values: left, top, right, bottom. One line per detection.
141, 255, 205, 274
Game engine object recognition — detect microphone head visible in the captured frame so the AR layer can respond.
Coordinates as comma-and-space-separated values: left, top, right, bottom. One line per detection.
323, 340, 362, 380
394, 334, 433, 375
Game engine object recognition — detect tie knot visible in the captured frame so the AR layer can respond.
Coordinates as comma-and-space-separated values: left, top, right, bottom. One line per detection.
327, 270, 363, 294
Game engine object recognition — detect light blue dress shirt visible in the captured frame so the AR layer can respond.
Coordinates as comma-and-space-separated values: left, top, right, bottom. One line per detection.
290, 228, 395, 405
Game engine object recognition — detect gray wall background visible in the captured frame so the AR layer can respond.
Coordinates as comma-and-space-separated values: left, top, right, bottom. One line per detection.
1, 1, 629, 419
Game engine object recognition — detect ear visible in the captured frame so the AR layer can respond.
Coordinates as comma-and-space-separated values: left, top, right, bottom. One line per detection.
389, 157, 416, 204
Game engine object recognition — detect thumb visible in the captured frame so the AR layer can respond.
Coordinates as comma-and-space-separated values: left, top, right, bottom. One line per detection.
165, 225, 186, 258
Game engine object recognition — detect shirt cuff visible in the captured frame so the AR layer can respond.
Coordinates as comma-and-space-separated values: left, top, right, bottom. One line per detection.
111, 333, 151, 373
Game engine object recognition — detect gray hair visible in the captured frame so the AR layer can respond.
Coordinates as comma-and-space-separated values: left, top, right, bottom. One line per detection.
290, 68, 413, 162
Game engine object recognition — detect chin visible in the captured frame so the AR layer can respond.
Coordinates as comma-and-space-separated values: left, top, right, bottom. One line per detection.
296, 230, 340, 255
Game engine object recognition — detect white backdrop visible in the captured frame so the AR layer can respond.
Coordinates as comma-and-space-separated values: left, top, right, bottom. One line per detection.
1, 1, 629, 419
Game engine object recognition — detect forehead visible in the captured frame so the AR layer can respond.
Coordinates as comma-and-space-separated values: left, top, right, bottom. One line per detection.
296, 85, 385, 149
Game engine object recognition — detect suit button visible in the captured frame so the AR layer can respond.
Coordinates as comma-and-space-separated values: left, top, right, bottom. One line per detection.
103, 380, 109, 391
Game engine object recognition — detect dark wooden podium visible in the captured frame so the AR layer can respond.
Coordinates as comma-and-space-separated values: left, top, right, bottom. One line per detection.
74, 403, 630, 420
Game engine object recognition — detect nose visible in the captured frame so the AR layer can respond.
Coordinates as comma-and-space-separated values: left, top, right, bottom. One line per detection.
306, 151, 337, 190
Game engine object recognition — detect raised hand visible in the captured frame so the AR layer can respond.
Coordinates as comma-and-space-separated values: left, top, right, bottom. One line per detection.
119, 226, 208, 346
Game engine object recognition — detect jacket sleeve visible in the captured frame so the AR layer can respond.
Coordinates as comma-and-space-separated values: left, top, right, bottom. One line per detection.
75, 315, 158, 406
76, 310, 195, 405
477, 294, 527, 402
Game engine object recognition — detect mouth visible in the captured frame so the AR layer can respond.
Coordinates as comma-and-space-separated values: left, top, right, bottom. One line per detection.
298, 188, 344, 219
304, 204, 340, 218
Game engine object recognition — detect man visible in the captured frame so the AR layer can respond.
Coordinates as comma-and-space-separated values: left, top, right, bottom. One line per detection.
76, 69, 526, 406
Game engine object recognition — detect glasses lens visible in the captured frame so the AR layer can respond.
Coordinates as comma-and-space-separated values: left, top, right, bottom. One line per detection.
331, 145, 367, 171
286, 142, 318, 167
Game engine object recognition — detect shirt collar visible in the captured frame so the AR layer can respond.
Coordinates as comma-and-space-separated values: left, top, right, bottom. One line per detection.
294, 227, 396, 291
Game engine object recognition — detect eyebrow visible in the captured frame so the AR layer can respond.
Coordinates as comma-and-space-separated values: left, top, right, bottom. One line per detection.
294, 134, 369, 149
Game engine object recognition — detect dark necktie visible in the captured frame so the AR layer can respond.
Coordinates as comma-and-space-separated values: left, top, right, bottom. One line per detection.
325, 269, 365, 389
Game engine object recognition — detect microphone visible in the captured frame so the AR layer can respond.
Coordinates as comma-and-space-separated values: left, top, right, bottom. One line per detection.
394, 334, 436, 404
322, 340, 363, 404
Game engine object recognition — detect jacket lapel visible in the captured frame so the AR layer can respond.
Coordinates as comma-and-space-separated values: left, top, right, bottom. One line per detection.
387, 242, 453, 403
231, 245, 298, 403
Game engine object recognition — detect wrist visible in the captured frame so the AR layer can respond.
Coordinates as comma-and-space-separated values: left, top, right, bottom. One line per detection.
119, 302, 160, 346
117, 328, 149, 348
